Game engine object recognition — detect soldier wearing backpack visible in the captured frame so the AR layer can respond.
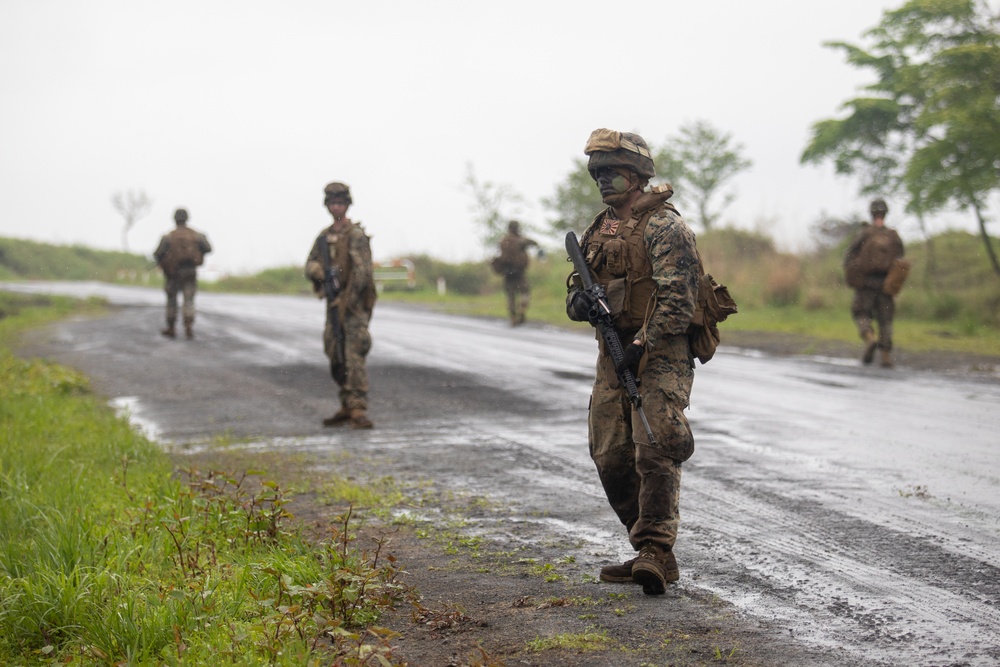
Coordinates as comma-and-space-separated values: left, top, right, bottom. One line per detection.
492, 220, 539, 326
843, 198, 906, 368
154, 208, 212, 340
565, 128, 703, 595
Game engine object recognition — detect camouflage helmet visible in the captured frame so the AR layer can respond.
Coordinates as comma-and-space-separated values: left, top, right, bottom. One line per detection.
323, 182, 352, 205
870, 198, 889, 216
585, 128, 656, 181
173, 208, 189, 223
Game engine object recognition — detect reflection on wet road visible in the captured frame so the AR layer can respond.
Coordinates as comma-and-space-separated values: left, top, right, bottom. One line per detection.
7, 281, 1000, 667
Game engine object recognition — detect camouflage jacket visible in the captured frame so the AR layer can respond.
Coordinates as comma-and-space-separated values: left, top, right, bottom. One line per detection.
496, 232, 537, 275
572, 194, 700, 351
305, 220, 377, 315
641, 205, 700, 348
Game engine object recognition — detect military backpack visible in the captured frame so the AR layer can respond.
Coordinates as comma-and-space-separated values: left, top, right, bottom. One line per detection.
686, 251, 738, 364
159, 227, 205, 275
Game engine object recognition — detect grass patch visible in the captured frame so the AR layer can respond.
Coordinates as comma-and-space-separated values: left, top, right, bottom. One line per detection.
0, 292, 412, 665
0, 237, 154, 283
526, 628, 616, 652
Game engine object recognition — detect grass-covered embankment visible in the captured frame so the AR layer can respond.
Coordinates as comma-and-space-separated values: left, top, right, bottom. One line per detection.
4, 227, 999, 358
0, 238, 154, 284
0, 292, 410, 666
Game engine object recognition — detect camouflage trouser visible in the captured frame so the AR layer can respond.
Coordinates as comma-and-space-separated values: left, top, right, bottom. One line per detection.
323, 311, 372, 411
164, 268, 198, 323
851, 285, 895, 351
589, 334, 693, 552
504, 272, 530, 323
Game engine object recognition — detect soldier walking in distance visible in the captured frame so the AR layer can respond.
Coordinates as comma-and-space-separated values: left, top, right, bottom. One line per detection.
305, 182, 377, 429
153, 208, 212, 340
844, 198, 905, 368
566, 128, 701, 595
494, 220, 539, 326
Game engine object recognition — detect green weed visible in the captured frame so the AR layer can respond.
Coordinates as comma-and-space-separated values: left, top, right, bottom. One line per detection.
0, 295, 411, 665
526, 627, 615, 652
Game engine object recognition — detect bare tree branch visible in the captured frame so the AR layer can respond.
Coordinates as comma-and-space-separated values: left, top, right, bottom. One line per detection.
111, 188, 154, 252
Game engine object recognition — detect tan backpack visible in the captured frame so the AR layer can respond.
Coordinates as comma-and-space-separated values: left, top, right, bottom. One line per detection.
160, 227, 205, 275
686, 252, 738, 364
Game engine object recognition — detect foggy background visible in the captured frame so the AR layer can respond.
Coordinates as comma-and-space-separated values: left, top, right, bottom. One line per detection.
1, 0, 986, 275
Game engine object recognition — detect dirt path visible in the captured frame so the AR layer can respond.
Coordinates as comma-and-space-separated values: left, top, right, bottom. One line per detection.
14, 286, 1000, 667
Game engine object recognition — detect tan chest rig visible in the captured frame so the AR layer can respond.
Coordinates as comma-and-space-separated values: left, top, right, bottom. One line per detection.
324, 225, 354, 290
580, 187, 677, 335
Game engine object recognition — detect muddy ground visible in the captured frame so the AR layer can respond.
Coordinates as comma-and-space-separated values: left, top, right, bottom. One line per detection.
170, 330, 998, 667
12, 285, 997, 667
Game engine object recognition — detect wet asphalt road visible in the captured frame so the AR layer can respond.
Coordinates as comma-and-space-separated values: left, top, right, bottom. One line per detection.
7, 281, 1000, 667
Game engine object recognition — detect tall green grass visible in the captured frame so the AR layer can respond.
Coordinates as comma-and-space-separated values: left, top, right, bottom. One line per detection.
0, 238, 154, 283
0, 293, 409, 666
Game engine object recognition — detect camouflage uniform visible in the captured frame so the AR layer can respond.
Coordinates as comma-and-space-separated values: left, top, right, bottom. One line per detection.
844, 200, 904, 364
305, 184, 377, 426
153, 209, 212, 339
573, 193, 700, 553
566, 128, 701, 593
496, 221, 538, 325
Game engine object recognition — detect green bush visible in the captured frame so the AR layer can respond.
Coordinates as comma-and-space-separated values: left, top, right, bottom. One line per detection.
407, 254, 494, 295
211, 266, 307, 294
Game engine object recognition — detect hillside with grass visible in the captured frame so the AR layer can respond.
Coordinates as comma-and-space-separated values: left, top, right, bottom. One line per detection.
3, 230, 999, 357
0, 237, 155, 283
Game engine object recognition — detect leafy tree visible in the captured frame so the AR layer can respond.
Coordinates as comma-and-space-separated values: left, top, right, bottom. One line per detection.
654, 120, 752, 230
810, 211, 866, 249
541, 157, 605, 237
543, 122, 751, 236
463, 162, 525, 251
111, 189, 153, 252
801, 0, 1000, 277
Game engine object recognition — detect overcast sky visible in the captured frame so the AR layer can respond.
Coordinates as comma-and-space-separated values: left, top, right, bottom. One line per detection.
0, 1, 987, 275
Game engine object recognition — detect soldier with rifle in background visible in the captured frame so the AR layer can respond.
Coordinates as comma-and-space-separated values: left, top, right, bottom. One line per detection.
305, 182, 377, 429
566, 129, 702, 595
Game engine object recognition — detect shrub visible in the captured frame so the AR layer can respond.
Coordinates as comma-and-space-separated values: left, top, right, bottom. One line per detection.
765, 263, 801, 307
931, 293, 963, 321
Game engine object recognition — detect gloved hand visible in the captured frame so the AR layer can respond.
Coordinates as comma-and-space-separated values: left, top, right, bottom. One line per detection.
615, 341, 645, 376
567, 290, 598, 323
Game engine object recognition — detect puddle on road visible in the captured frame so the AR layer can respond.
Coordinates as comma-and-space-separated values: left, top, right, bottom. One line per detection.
110, 396, 160, 441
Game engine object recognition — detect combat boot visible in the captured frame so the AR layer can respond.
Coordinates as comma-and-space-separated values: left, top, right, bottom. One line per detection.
161, 322, 176, 339
880, 348, 894, 369
631, 544, 679, 595
322, 406, 351, 427
599, 556, 639, 583
183, 318, 194, 340
861, 330, 877, 365
349, 409, 374, 430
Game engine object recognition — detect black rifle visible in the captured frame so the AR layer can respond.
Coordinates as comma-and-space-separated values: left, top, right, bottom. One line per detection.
565, 231, 657, 445
317, 233, 346, 384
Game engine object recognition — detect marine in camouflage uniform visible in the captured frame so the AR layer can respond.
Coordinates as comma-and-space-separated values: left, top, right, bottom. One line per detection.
153, 208, 212, 340
566, 129, 701, 595
496, 220, 539, 326
844, 198, 905, 368
305, 182, 377, 429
